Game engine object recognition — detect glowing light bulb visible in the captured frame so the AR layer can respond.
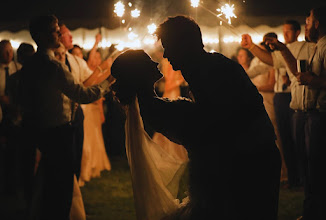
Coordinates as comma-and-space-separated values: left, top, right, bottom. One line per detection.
190, 0, 200, 8
128, 32, 138, 40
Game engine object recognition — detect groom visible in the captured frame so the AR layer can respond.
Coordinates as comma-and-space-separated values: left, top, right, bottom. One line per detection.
139, 16, 281, 219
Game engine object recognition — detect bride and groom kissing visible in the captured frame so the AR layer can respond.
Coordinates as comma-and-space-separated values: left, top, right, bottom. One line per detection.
111, 15, 281, 220
23, 14, 281, 220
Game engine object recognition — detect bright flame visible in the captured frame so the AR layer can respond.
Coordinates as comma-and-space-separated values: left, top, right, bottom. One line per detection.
114, 1, 125, 17
147, 23, 157, 35
122, 19, 126, 24
190, 0, 200, 8
217, 4, 237, 24
131, 9, 140, 18
128, 2, 132, 7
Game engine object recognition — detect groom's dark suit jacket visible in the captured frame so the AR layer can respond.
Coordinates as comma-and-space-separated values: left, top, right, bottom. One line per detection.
138, 52, 281, 220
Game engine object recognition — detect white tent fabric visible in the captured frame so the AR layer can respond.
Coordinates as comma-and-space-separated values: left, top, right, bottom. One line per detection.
0, 24, 305, 59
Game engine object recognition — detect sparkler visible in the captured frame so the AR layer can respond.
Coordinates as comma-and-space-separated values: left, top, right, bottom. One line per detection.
114, 1, 125, 17
217, 4, 237, 24
131, 9, 141, 18
147, 23, 157, 35
190, 0, 200, 8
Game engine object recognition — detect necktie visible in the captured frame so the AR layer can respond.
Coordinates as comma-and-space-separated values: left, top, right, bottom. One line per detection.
65, 56, 72, 72
4, 67, 9, 96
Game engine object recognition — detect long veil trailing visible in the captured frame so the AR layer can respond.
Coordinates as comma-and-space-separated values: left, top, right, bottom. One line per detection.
125, 97, 189, 220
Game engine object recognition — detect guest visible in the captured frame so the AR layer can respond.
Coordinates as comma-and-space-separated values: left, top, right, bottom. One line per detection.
20, 15, 112, 220
292, 7, 326, 220
17, 43, 35, 66
0, 40, 22, 195
245, 33, 290, 183
76, 32, 112, 186
69, 44, 84, 59
54, 43, 86, 220
242, 20, 314, 189
86, 33, 102, 70
236, 47, 253, 71
59, 23, 112, 182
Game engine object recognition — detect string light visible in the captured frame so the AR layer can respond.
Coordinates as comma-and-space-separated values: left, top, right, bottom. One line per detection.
190, 0, 200, 8
217, 4, 237, 24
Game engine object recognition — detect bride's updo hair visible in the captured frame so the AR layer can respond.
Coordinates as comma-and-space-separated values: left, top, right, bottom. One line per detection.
111, 49, 154, 105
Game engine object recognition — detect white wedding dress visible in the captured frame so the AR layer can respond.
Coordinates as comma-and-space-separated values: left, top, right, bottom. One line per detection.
125, 98, 189, 220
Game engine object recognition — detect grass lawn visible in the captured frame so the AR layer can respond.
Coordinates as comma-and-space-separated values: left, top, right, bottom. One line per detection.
81, 156, 304, 220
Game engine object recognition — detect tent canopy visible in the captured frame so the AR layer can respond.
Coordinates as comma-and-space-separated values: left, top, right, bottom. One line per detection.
0, 0, 324, 32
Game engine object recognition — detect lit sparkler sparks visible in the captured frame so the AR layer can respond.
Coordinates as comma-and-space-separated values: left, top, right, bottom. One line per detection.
147, 23, 157, 35
131, 9, 141, 18
190, 0, 200, 8
217, 4, 237, 24
114, 1, 125, 17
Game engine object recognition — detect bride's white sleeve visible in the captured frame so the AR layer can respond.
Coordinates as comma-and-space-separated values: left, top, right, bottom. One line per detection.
125, 98, 188, 220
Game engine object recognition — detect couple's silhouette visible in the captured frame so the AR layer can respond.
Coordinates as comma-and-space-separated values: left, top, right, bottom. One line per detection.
111, 16, 281, 220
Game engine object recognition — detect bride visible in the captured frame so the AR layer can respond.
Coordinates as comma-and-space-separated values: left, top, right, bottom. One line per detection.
111, 50, 198, 220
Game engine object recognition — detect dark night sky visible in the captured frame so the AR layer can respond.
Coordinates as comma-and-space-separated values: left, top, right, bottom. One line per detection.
0, 0, 325, 31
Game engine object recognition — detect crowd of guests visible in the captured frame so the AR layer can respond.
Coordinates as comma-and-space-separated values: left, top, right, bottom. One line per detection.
235, 7, 326, 219
0, 5, 325, 220
0, 17, 124, 219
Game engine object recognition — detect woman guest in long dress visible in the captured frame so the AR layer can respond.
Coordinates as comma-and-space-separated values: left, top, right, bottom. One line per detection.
78, 33, 112, 186
239, 41, 288, 183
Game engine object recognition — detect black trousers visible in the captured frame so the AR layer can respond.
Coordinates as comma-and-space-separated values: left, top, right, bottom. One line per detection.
273, 93, 300, 187
292, 111, 326, 220
28, 123, 74, 220
72, 105, 84, 180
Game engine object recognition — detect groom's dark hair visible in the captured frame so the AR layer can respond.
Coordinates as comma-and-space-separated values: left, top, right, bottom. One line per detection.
155, 15, 204, 50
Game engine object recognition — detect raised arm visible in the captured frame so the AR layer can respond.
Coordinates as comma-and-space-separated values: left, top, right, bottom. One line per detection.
264, 37, 298, 75
83, 58, 113, 86
56, 61, 112, 104
241, 34, 274, 66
